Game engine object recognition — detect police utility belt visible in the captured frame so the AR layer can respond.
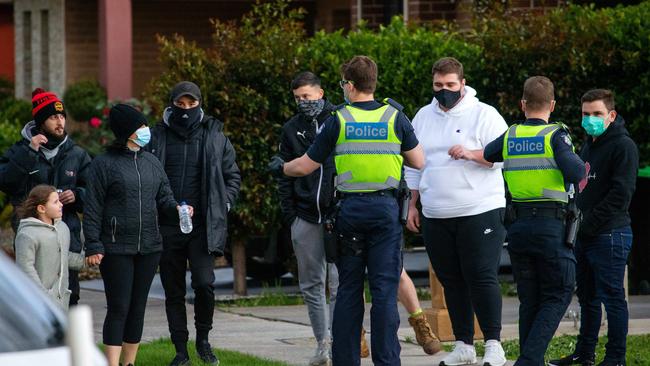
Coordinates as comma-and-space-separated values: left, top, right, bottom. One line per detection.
336, 189, 399, 199
513, 205, 567, 220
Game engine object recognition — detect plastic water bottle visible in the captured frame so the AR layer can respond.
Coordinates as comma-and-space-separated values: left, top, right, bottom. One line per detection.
179, 201, 193, 234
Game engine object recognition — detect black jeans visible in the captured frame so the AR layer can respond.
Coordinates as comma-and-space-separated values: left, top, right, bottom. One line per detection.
99, 252, 161, 346
575, 226, 633, 362
508, 216, 575, 366
159, 225, 216, 345
421, 208, 505, 344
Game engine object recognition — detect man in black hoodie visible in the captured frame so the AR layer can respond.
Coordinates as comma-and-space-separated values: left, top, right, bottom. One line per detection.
278, 72, 338, 365
0, 88, 91, 307
147, 81, 241, 366
550, 89, 638, 366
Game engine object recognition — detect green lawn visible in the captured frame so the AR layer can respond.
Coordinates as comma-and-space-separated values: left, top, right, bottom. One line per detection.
441, 334, 650, 365
132, 339, 290, 366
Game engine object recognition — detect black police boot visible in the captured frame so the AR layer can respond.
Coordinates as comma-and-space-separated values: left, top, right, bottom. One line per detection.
196, 339, 219, 365
548, 353, 595, 366
168, 353, 191, 366
596, 360, 625, 366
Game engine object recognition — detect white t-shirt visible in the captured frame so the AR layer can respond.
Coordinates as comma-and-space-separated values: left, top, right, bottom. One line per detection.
404, 86, 508, 219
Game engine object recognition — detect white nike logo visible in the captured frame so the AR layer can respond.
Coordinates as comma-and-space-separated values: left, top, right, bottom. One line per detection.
297, 131, 306, 138
483, 228, 493, 235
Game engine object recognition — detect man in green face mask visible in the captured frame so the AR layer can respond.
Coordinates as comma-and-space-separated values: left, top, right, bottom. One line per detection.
550, 89, 638, 366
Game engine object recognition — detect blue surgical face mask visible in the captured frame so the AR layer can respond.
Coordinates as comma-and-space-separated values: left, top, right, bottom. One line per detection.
581, 115, 606, 137
130, 126, 151, 147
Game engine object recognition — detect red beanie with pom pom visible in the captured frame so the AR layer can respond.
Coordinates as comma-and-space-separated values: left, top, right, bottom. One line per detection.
31, 88, 65, 128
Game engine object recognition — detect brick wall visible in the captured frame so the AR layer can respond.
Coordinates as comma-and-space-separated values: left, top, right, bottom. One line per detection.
64, 0, 317, 98
132, 0, 315, 97
65, 0, 99, 85
348, 0, 564, 28
408, 0, 457, 22
131, 1, 252, 97
315, 0, 351, 32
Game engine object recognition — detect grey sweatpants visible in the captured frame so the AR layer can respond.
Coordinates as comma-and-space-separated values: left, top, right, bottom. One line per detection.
291, 216, 339, 342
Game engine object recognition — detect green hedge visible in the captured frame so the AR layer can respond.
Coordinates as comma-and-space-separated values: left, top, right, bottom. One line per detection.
0, 80, 31, 227
146, 0, 650, 235
472, 2, 650, 161
62, 80, 107, 122
302, 20, 481, 117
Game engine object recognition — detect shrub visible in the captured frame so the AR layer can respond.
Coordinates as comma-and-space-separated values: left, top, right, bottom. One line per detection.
147, 0, 306, 238
62, 80, 107, 122
0, 80, 29, 228
0, 80, 31, 155
302, 18, 482, 117
470, 2, 650, 162
70, 97, 155, 158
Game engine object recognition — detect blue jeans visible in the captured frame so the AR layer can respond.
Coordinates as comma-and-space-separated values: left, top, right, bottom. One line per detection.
508, 216, 576, 366
332, 193, 402, 366
575, 226, 633, 362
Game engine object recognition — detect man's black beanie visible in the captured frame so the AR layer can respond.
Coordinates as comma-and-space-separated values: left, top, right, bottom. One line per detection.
109, 104, 147, 141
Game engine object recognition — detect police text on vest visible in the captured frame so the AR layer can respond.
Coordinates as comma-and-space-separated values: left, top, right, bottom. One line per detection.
345, 122, 389, 140
507, 136, 545, 155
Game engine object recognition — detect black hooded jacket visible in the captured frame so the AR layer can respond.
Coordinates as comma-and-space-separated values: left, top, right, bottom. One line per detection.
0, 121, 91, 253
147, 110, 241, 256
278, 100, 336, 224
577, 115, 639, 238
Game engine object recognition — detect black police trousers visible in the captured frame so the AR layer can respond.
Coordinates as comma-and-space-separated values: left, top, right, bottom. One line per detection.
508, 215, 576, 366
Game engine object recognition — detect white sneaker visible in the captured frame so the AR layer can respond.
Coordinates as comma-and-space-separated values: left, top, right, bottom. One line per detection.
309, 339, 331, 366
440, 341, 477, 366
482, 339, 506, 366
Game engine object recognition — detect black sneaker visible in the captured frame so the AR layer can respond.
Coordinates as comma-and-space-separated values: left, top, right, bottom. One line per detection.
196, 339, 219, 365
168, 353, 191, 366
548, 353, 595, 366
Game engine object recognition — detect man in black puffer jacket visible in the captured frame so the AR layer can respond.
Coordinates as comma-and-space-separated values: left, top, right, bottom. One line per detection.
147, 81, 241, 366
0, 88, 91, 307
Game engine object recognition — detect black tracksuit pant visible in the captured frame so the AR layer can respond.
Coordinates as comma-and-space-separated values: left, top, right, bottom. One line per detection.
159, 224, 216, 346
421, 208, 506, 344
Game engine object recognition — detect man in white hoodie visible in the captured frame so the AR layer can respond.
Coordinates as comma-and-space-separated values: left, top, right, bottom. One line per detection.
405, 57, 508, 366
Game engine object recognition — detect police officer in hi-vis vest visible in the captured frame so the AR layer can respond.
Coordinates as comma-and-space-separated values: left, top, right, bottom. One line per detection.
268, 55, 424, 366
483, 76, 586, 366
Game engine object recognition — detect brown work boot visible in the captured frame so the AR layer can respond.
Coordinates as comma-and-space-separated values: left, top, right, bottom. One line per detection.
408, 312, 442, 355
360, 327, 370, 358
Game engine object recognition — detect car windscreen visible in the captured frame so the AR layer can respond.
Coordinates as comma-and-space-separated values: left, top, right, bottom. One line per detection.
0, 252, 67, 352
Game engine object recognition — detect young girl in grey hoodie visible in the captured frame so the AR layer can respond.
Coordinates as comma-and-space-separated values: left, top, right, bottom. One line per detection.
14, 184, 84, 310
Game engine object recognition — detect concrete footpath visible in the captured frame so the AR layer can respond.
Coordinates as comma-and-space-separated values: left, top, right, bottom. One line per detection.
80, 288, 650, 366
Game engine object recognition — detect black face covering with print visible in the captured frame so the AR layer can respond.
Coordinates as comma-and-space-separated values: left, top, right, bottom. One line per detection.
297, 99, 325, 120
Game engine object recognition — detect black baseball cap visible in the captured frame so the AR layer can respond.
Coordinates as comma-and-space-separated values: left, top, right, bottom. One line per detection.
170, 81, 202, 104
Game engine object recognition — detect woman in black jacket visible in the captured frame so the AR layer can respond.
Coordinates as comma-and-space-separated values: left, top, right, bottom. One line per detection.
83, 104, 189, 366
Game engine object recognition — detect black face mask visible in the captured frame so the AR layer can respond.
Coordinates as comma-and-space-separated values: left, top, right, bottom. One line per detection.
169, 105, 202, 129
434, 89, 462, 109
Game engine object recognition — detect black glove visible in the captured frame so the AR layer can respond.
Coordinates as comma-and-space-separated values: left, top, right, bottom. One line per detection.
267, 155, 285, 178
